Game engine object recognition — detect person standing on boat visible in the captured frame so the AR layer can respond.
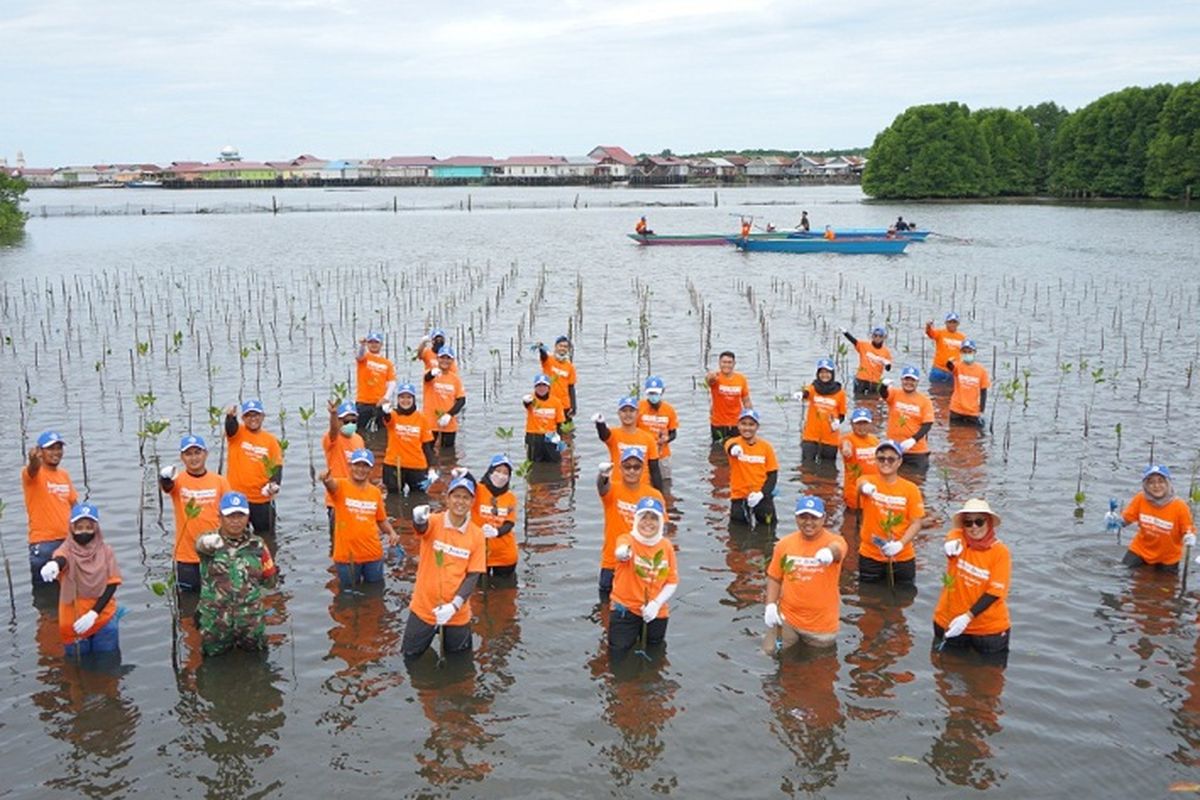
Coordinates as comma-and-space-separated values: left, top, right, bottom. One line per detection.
1106, 464, 1196, 571
538, 335, 577, 420
160, 435, 231, 592
935, 498, 1011, 656
355, 331, 396, 434
879, 366, 935, 472
40, 503, 122, 657
224, 399, 283, 535
524, 373, 567, 463
610, 496, 678, 661
706, 350, 752, 443
856, 440, 925, 585
22, 430, 78, 589
726, 409, 779, 528
946, 340, 990, 427
925, 313, 966, 384
740, 218, 752, 239
841, 325, 893, 396
593, 396, 664, 490
797, 211, 810, 232
638, 376, 679, 483
598, 449, 665, 601
423, 346, 466, 452
795, 358, 847, 464
895, 216, 910, 231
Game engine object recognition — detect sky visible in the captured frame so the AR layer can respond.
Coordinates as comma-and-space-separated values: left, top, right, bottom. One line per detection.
3, 0, 1199, 166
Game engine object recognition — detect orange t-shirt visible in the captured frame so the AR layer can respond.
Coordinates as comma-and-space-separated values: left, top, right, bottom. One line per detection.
410, 512, 486, 626
856, 475, 924, 562
840, 432, 880, 509
708, 371, 751, 426
473, 487, 519, 567
725, 436, 778, 500
424, 371, 465, 433
605, 427, 660, 486
525, 396, 565, 435
611, 535, 679, 619
854, 340, 893, 383
950, 362, 991, 416
637, 400, 679, 458
355, 351, 396, 405
52, 542, 122, 644
540, 353, 577, 412
802, 385, 847, 446
226, 426, 284, 502
169, 471, 231, 563
768, 528, 847, 634
927, 326, 967, 371
322, 430, 365, 506
21, 465, 78, 544
885, 389, 935, 454
329, 478, 386, 564
934, 530, 1011, 635
383, 411, 434, 470
1123, 493, 1196, 565
600, 482, 664, 570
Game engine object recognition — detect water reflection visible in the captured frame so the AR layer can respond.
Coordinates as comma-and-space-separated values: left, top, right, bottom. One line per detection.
1169, 633, 1200, 768
845, 584, 917, 716
588, 647, 680, 787
926, 648, 1008, 790
763, 648, 848, 794
321, 584, 403, 728
407, 656, 495, 787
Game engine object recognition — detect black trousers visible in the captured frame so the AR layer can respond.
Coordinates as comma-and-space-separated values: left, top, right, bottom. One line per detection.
933, 622, 1010, 654
609, 604, 668, 657
859, 555, 917, 584
355, 402, 384, 434
731, 497, 777, 527
710, 425, 738, 444
801, 441, 839, 464
401, 613, 473, 660
383, 464, 428, 494
248, 501, 275, 535
853, 378, 883, 397
525, 432, 562, 463
949, 411, 984, 427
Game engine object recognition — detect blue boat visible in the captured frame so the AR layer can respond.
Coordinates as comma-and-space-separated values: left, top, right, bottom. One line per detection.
731, 237, 910, 255
789, 228, 930, 241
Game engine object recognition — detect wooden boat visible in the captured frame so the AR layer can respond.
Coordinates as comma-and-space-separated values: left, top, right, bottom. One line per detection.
731, 237, 910, 255
627, 232, 788, 246
789, 228, 929, 241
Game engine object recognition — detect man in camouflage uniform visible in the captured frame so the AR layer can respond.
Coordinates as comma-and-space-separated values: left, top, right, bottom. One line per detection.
195, 491, 278, 656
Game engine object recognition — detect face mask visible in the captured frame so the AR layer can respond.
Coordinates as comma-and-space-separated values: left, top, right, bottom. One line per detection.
962, 354, 976, 364
340, 423, 358, 436
72, 532, 95, 546
491, 471, 510, 488
554, 352, 569, 361
646, 392, 663, 405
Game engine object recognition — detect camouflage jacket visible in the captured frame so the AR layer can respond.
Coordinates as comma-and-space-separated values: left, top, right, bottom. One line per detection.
197, 535, 277, 635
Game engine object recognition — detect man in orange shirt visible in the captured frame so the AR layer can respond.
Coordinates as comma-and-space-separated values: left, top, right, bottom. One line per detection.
523, 373, 567, 463
795, 358, 847, 464
840, 407, 880, 511
159, 434, 231, 592
840, 325, 893, 396
880, 365, 935, 472
946, 339, 990, 427
598, 448, 665, 600
320, 449, 400, 589
592, 396, 663, 490
1107, 464, 1196, 570
380, 382, 437, 495
224, 398, 283, 535
706, 350, 752, 443
22, 430, 78, 588
638, 375, 678, 482
322, 400, 365, 547
402, 475, 486, 662
725, 409, 778, 528
856, 440, 925, 584
762, 496, 847, 654
538, 335, 577, 420
935, 498, 1011, 656
610, 496, 678, 660
355, 330, 396, 434
423, 346, 466, 451
925, 312, 966, 384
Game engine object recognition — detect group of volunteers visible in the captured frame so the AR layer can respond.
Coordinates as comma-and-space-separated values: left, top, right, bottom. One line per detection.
18, 314, 1195, 668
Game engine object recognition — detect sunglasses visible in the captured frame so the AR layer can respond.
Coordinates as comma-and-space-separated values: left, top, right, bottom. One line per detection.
621, 462, 643, 470
875, 455, 900, 464
961, 516, 991, 528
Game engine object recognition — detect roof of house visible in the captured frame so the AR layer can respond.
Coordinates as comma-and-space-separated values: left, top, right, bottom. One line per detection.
590, 145, 637, 165
383, 156, 439, 167
437, 156, 497, 167
724, 155, 750, 166
496, 155, 567, 167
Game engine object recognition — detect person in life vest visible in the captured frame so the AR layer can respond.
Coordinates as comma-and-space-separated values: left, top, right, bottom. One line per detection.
40, 503, 122, 657
762, 495, 847, 654
794, 358, 847, 464
879, 365, 935, 472
797, 211, 810, 232
355, 330, 396, 435
160, 434, 231, 592
635, 216, 653, 236
823, 225, 836, 241
22, 430, 78, 588
380, 382, 437, 495
610, 496, 678, 661
840, 407, 880, 511
320, 448, 401, 590
741, 219, 752, 239
725, 408, 779, 528
524, 373, 567, 463
592, 396, 664, 491
946, 339, 991, 427
597, 448, 665, 601
223, 398, 283, 535
925, 312, 966, 384
934, 498, 1011, 656
1106, 464, 1196, 571
423, 345, 467, 451
638, 375, 679, 483
538, 335, 577, 420
706, 350, 752, 443
856, 440, 925, 584
840, 324, 893, 396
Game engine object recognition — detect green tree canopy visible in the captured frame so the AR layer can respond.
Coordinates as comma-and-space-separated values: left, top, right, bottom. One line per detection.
862, 102, 994, 198
0, 172, 28, 244
973, 108, 1040, 195
1017, 101, 1069, 192
1145, 80, 1200, 199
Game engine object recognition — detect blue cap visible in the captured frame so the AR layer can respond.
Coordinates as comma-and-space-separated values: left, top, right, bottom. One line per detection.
617, 396, 638, 410
644, 375, 665, 391
816, 357, 835, 373
439, 345, 456, 360
241, 398, 265, 415
37, 431, 65, 448
179, 434, 207, 452
396, 382, 417, 397
635, 496, 665, 516
961, 339, 977, 351
534, 373, 551, 386
70, 503, 100, 523
219, 491, 250, 515
366, 330, 384, 343
870, 325, 887, 337
619, 446, 646, 463
945, 312, 960, 322
429, 327, 446, 339
900, 365, 920, 380
336, 401, 357, 418
488, 454, 514, 471
447, 475, 476, 496
794, 496, 826, 517
876, 439, 904, 455
1143, 464, 1172, 481
555, 335, 571, 345
349, 448, 375, 466
739, 408, 760, 423
850, 407, 873, 423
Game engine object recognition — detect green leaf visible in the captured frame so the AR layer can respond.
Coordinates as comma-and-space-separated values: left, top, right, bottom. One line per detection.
150, 581, 167, 596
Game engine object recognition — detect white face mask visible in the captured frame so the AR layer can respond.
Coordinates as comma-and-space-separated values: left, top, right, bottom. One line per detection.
490, 470, 510, 488
646, 391, 663, 404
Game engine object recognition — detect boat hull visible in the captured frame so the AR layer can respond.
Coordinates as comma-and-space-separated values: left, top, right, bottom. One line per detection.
731, 237, 910, 254
789, 229, 929, 241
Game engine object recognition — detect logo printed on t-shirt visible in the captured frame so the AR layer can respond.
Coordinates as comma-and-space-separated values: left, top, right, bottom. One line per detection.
433, 539, 471, 560
1138, 513, 1175, 533
718, 384, 742, 396
957, 559, 990, 582
182, 487, 218, 503
239, 441, 270, 458
45, 481, 72, 497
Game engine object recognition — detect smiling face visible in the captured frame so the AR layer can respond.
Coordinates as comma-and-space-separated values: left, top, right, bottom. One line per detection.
618, 406, 637, 426
181, 446, 208, 473
535, 384, 550, 399
397, 393, 415, 410
438, 354, 453, 371
959, 513, 994, 540
852, 419, 872, 436
871, 333, 886, 346
220, 512, 251, 538
901, 376, 918, 393
817, 368, 833, 383
795, 513, 823, 538
367, 340, 383, 354
636, 511, 661, 537
447, 487, 474, 520
243, 410, 264, 432
1144, 474, 1170, 501
554, 341, 570, 359
349, 461, 371, 483
40, 442, 65, 467
737, 417, 758, 442
719, 354, 735, 375
620, 457, 644, 486
946, 320, 959, 333
875, 447, 901, 477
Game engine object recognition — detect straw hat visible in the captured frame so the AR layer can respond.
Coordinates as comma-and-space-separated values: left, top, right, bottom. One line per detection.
952, 498, 1001, 525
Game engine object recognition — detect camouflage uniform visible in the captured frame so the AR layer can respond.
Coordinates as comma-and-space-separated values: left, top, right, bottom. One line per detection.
196, 533, 277, 656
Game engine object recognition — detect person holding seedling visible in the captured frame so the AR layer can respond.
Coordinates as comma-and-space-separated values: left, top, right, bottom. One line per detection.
610, 496, 678, 661
762, 496, 846, 655
354, 330, 396, 434
593, 396, 663, 490
194, 492, 278, 657
423, 346, 466, 452
1106, 465, 1196, 571
925, 312, 967, 384
840, 407, 880, 512
470, 455, 520, 579
794, 358, 847, 464
856, 440, 925, 585
880, 365, 935, 472
320, 448, 400, 589
402, 475, 486, 661
934, 498, 1011, 656
380, 383, 437, 495
706, 350, 752, 444
538, 335, 578, 420
524, 373, 567, 463
637, 376, 679, 483
224, 399, 283, 535
416, 327, 452, 372
598, 448, 665, 600
946, 339, 990, 427
160, 434, 231, 592
322, 400, 365, 547
725, 408, 779, 528
840, 325, 893, 397
40, 503, 122, 657
22, 430, 78, 588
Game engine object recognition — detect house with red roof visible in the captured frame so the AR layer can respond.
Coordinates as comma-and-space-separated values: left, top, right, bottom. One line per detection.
589, 145, 636, 179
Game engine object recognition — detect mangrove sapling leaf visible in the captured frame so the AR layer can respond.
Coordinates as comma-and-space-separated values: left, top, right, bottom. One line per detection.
559, 420, 576, 435
495, 426, 514, 440
1074, 490, 1086, 507
515, 458, 534, 479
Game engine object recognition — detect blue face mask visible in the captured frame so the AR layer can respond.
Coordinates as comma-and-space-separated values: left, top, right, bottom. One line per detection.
962, 354, 976, 364
340, 423, 358, 436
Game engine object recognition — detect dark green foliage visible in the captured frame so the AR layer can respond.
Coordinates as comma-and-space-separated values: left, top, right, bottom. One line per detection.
862, 102, 994, 198
0, 172, 27, 244
974, 108, 1040, 195
1017, 101, 1069, 192
1145, 80, 1200, 199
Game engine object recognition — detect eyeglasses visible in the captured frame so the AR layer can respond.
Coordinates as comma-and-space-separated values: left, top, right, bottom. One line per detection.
620, 462, 643, 471
961, 516, 990, 528
875, 455, 900, 464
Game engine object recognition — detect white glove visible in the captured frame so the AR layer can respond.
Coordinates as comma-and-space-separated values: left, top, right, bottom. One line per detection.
438, 413, 452, 428
381, 402, 393, 415
430, 367, 442, 377
944, 612, 972, 638
747, 491, 764, 508
729, 444, 744, 458
262, 481, 281, 496
197, 532, 224, 553
1185, 533, 1197, 548
838, 326, 848, 335
900, 437, 916, 452
1104, 511, 1121, 528
426, 468, 438, 484
412, 505, 430, 525
615, 543, 633, 562
860, 481, 877, 496
829, 418, 841, 432
591, 412, 604, 424
433, 602, 457, 626
642, 600, 662, 623
791, 390, 805, 402
880, 540, 904, 558
73, 610, 99, 635
598, 461, 613, 477
523, 394, 533, 404
483, 524, 499, 539
763, 602, 782, 628
882, 378, 893, 387
815, 547, 834, 566
40, 561, 60, 582
160, 464, 177, 480
944, 539, 964, 558
547, 432, 561, 445
450, 467, 468, 479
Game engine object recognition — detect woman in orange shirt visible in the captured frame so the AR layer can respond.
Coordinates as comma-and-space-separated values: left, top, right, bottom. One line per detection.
795, 358, 847, 464
610, 496, 678, 661
1107, 464, 1196, 570
523, 373, 567, 463
880, 365, 935, 472
840, 325, 893, 396
935, 498, 1011, 656
40, 503, 122, 656
946, 339, 990, 427
423, 346, 467, 451
380, 382, 437, 495
471, 454, 520, 580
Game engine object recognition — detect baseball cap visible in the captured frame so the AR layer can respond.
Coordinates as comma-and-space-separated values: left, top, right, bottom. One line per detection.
241, 398, 265, 415
70, 503, 100, 523
870, 326, 887, 337
349, 448, 375, 466
794, 496, 826, 517
739, 408, 760, 423
429, 327, 446, 339
438, 346, 457, 360
900, 365, 920, 380
336, 401, 358, 419
179, 434, 207, 452
534, 373, 551, 386
945, 312, 960, 322
619, 446, 646, 463
447, 475, 477, 496
876, 439, 904, 456
634, 496, 665, 517
961, 339, 977, 351
1143, 464, 1172, 481
850, 407, 873, 423
555, 335, 571, 345
396, 382, 417, 398
644, 375, 665, 392
617, 396, 638, 410
365, 330, 384, 343
488, 454, 514, 471
37, 431, 65, 448
816, 357, 835, 373
220, 492, 250, 516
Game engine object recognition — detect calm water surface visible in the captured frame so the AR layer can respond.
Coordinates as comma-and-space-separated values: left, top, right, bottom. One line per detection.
1, 185, 1198, 797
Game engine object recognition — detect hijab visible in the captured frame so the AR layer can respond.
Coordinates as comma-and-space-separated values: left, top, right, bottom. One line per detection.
62, 525, 120, 606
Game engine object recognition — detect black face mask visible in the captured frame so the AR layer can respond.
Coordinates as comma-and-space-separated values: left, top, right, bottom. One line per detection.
72, 533, 95, 546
